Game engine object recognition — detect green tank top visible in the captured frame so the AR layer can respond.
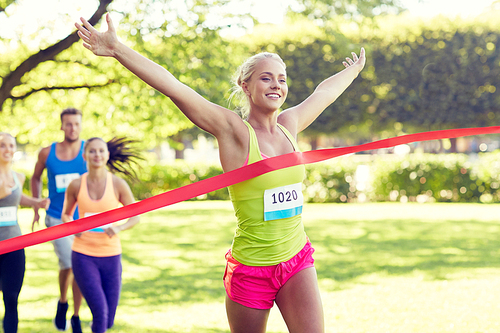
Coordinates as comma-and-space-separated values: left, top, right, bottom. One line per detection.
228, 121, 307, 266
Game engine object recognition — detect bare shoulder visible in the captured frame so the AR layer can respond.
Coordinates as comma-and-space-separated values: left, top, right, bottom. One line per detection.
215, 108, 248, 140
277, 109, 299, 138
38, 145, 51, 160
111, 174, 135, 204
112, 174, 132, 194
216, 115, 251, 172
67, 177, 82, 193
35, 145, 52, 167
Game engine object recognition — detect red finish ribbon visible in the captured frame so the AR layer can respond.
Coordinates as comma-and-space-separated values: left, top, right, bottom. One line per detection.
1, 126, 499, 255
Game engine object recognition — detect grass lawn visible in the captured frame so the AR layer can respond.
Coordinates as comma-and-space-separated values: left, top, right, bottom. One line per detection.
4, 201, 500, 332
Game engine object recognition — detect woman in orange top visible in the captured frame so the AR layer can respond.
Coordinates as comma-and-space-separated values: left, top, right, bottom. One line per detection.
62, 137, 141, 333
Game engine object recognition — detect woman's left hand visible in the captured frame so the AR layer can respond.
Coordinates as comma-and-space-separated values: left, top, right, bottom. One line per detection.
343, 47, 366, 73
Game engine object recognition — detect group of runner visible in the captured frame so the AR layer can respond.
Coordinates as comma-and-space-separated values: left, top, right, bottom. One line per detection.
1, 107, 141, 333
0, 12, 365, 333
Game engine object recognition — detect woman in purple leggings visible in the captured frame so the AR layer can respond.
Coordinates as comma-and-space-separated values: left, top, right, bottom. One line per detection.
61, 137, 141, 333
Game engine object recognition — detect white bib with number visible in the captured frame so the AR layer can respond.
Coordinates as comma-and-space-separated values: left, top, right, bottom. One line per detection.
263, 183, 303, 221
0, 206, 17, 227
55, 173, 81, 193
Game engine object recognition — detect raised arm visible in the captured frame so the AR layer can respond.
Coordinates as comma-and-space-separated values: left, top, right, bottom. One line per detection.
279, 48, 366, 135
75, 14, 244, 140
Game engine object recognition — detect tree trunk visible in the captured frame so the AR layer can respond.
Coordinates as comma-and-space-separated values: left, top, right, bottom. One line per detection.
449, 137, 457, 153
310, 136, 318, 150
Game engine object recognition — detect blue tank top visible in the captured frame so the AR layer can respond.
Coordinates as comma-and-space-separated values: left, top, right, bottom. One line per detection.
46, 141, 87, 219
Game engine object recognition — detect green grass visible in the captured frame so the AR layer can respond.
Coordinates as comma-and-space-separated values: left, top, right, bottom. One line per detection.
5, 202, 500, 332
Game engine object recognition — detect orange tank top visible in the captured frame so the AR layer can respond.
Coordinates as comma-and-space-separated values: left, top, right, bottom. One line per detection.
72, 172, 122, 257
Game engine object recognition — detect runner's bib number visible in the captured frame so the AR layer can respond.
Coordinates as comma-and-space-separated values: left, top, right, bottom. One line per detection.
263, 183, 303, 221
84, 212, 113, 233
0, 206, 17, 227
55, 173, 80, 193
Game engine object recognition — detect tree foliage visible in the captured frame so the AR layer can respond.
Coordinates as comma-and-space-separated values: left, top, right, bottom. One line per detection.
1, 0, 403, 152
0, 0, 113, 112
367, 18, 499, 132
2, 0, 498, 155
290, 0, 402, 21
0, 0, 15, 13
243, 15, 500, 144
0, 0, 244, 149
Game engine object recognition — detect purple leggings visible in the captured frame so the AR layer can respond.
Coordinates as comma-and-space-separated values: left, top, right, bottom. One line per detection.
72, 252, 122, 333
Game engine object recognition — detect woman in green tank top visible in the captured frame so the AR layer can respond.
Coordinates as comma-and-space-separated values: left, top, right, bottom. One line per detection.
76, 14, 366, 333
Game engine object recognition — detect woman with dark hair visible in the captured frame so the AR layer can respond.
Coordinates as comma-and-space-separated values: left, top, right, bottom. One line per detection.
0, 132, 50, 333
61, 137, 141, 333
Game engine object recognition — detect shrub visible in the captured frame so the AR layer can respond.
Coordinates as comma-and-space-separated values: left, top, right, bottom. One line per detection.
17, 151, 500, 204
368, 154, 479, 202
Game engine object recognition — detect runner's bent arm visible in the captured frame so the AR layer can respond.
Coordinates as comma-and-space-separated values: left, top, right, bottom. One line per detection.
30, 147, 49, 230
61, 179, 80, 223
105, 176, 139, 238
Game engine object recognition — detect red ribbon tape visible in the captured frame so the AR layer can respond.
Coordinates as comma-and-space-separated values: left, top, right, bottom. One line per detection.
1, 126, 499, 255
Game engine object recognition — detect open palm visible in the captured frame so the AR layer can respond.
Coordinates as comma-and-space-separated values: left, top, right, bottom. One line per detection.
343, 47, 366, 72
75, 13, 118, 57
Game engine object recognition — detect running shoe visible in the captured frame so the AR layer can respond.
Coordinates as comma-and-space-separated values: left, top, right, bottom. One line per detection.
53, 301, 69, 331
71, 315, 82, 333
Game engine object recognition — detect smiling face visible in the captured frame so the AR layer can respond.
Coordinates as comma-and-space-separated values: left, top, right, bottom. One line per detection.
242, 57, 288, 114
84, 138, 109, 169
0, 133, 16, 165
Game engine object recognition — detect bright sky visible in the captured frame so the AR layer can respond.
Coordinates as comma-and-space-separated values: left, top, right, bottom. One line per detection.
253, 0, 498, 23
397, 0, 498, 19
0, 0, 498, 43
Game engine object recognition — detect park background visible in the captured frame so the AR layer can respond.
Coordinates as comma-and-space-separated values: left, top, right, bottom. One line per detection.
2, 0, 500, 332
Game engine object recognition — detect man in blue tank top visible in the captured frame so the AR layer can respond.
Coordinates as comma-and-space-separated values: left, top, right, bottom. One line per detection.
31, 108, 86, 333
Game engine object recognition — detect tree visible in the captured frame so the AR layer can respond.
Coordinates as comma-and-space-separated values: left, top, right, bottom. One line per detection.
0, 0, 244, 149
0, 0, 16, 13
365, 17, 500, 135
0, 0, 113, 112
288, 0, 403, 26
0, 0, 407, 151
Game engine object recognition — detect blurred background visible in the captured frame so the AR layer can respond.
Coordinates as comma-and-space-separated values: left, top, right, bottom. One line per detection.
1, 0, 499, 203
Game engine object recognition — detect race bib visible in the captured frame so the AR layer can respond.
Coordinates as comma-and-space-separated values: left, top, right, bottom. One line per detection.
84, 212, 113, 233
55, 173, 80, 193
263, 183, 303, 221
0, 206, 17, 227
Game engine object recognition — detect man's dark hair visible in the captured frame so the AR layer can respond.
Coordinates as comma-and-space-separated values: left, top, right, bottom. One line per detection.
60, 107, 82, 122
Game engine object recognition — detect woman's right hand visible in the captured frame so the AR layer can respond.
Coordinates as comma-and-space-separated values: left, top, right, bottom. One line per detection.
75, 13, 118, 57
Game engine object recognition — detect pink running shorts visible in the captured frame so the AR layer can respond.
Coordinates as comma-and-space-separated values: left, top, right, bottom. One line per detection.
223, 241, 315, 309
